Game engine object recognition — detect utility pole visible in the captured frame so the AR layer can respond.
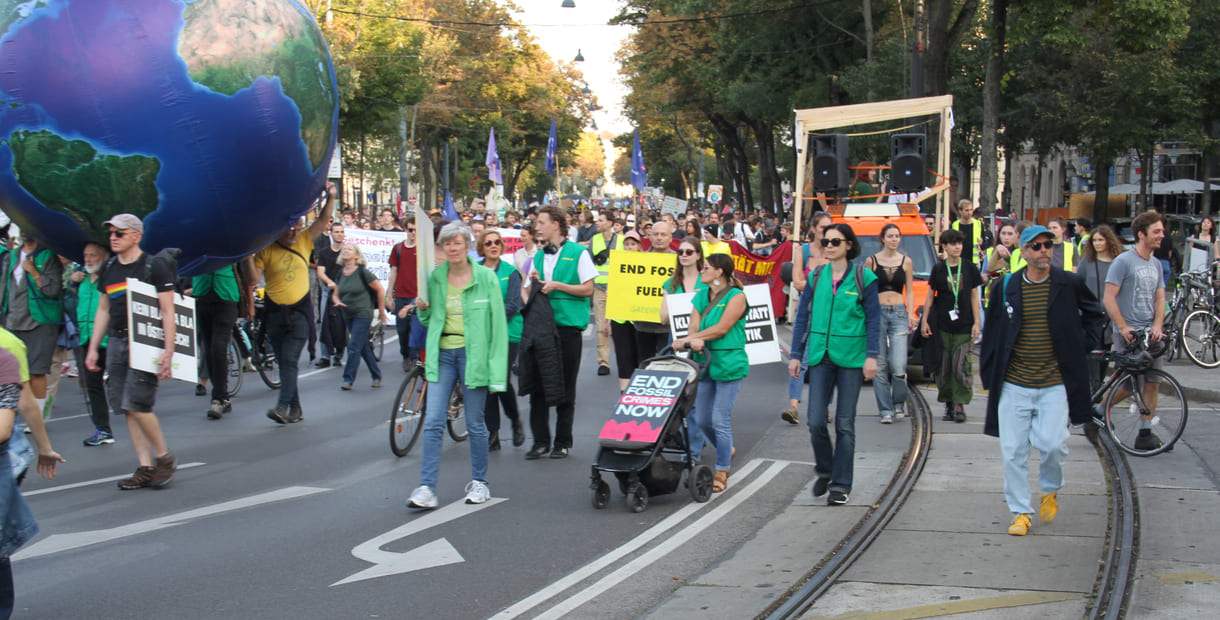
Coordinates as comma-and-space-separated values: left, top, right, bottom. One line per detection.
911, 0, 925, 99
443, 140, 450, 195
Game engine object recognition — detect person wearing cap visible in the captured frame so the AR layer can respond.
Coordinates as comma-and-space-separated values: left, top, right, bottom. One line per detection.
84, 213, 180, 489
248, 182, 337, 425
0, 225, 65, 423
981, 224, 1105, 536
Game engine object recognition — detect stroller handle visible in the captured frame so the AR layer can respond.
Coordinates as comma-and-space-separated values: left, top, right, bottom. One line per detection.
655, 344, 712, 375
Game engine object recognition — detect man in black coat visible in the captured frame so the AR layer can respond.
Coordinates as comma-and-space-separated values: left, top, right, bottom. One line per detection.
980, 225, 1105, 537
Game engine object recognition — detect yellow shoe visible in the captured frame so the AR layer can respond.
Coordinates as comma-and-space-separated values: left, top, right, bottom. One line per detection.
1008, 513, 1032, 536
1040, 492, 1058, 523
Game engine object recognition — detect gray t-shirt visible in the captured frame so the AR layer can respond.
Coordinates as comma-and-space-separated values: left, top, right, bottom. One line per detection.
1105, 249, 1163, 338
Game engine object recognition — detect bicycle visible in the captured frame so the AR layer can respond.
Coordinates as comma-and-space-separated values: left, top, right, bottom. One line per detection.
226, 298, 280, 394
1180, 307, 1220, 368
389, 355, 468, 457
1086, 331, 1187, 457
369, 319, 385, 362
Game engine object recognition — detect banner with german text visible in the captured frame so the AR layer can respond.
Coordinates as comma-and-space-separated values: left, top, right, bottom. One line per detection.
728, 241, 792, 319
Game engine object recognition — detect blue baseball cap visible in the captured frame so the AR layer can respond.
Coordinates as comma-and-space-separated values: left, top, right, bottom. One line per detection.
1020, 225, 1052, 247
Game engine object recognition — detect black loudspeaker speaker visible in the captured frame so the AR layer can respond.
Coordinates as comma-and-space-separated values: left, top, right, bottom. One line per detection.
890, 133, 926, 193
810, 133, 850, 192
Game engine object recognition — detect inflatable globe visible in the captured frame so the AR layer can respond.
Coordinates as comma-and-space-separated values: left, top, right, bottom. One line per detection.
0, 0, 338, 275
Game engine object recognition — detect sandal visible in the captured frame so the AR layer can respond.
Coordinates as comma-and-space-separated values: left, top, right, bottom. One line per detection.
780, 406, 799, 425
713, 470, 729, 493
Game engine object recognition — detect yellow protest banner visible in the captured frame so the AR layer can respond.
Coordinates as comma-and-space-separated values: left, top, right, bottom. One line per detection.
606, 250, 675, 322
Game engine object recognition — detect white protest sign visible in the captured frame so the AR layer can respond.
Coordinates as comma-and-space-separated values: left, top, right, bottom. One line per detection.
343, 228, 406, 325
666, 283, 781, 365
126, 279, 198, 383
707, 185, 723, 204
415, 206, 435, 304
660, 196, 687, 216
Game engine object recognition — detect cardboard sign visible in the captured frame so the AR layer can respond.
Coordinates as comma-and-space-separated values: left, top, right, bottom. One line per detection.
660, 196, 687, 216
605, 250, 675, 322
598, 369, 687, 449
127, 278, 198, 383
667, 283, 782, 365
415, 205, 435, 303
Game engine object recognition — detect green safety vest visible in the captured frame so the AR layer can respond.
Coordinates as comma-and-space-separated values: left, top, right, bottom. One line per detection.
534, 241, 591, 329
691, 286, 749, 382
0, 247, 63, 325
490, 259, 523, 343
805, 263, 877, 368
591, 232, 623, 285
192, 264, 240, 302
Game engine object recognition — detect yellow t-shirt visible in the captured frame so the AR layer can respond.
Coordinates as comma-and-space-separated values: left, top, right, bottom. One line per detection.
0, 327, 30, 383
702, 240, 733, 257
253, 233, 314, 305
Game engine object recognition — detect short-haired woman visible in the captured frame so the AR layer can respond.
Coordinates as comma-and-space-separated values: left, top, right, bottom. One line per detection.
332, 243, 389, 390
920, 228, 983, 423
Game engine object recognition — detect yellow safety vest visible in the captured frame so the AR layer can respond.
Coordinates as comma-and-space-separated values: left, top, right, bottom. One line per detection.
951, 218, 986, 264
591, 232, 624, 285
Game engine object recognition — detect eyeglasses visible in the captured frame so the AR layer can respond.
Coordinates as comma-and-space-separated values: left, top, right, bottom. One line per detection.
109, 230, 129, 238
483, 239, 502, 247
820, 238, 845, 247
1027, 241, 1054, 251
677, 248, 698, 257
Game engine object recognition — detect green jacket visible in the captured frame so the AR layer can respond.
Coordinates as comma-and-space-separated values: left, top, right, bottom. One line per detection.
420, 257, 509, 391
0, 247, 63, 325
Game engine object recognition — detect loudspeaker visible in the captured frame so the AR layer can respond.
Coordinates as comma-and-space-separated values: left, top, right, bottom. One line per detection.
890, 133, 926, 193
809, 133, 850, 192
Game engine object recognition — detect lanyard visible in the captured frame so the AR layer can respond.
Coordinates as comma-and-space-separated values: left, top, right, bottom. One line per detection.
946, 261, 962, 302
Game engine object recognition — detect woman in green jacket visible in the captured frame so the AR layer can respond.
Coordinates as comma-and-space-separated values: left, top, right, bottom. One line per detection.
407, 223, 508, 509
789, 223, 881, 507
672, 253, 748, 493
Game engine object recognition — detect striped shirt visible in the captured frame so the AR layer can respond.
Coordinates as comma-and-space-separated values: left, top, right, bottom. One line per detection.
1004, 277, 1062, 387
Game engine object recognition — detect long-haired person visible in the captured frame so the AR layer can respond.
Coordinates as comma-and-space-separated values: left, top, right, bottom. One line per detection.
1077, 224, 1122, 383
863, 224, 917, 423
672, 253, 748, 493
478, 229, 525, 450
781, 211, 833, 424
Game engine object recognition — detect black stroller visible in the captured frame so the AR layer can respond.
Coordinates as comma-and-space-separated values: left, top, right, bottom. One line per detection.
589, 348, 715, 512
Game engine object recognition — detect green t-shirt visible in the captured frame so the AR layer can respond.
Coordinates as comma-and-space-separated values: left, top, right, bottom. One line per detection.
440, 280, 469, 349
337, 267, 375, 320
691, 287, 749, 382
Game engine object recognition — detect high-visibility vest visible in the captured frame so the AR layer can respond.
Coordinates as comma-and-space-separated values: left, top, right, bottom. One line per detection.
591, 232, 623, 285
951, 218, 986, 263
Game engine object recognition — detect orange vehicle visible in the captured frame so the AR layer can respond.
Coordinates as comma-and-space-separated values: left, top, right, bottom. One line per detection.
826, 202, 936, 312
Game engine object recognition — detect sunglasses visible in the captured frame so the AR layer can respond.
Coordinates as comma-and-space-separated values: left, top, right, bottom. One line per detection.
820, 238, 845, 247
483, 239, 502, 247
677, 248, 698, 257
1027, 241, 1054, 251
109, 230, 130, 238
407, 227, 416, 233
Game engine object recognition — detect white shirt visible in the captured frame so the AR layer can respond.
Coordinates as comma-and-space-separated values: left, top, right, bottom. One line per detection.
541, 241, 598, 283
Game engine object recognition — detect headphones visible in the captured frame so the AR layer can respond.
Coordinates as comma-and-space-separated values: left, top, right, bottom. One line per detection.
543, 242, 560, 255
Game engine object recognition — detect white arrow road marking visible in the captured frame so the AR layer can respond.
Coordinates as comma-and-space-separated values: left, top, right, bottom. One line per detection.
14, 486, 329, 561
331, 497, 507, 587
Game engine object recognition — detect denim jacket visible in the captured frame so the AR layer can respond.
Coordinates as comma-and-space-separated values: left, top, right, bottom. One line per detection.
0, 438, 38, 558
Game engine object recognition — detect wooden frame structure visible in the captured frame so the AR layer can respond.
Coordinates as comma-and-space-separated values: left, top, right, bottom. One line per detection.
792, 95, 955, 243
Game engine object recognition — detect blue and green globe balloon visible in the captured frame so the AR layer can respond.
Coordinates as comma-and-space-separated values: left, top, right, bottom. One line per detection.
0, 0, 338, 275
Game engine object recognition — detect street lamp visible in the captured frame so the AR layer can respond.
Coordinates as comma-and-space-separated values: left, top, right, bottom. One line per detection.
574, 49, 585, 62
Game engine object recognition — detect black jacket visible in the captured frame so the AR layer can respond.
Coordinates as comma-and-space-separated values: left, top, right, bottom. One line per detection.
517, 281, 567, 406
981, 267, 1106, 436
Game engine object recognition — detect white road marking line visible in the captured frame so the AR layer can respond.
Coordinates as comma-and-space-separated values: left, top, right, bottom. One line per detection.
531, 460, 787, 619
332, 497, 508, 586
42, 413, 89, 424
24, 462, 208, 496
15, 486, 329, 561
293, 333, 401, 380
488, 458, 770, 619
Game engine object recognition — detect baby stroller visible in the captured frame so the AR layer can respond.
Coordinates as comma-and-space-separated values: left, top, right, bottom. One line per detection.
590, 348, 715, 513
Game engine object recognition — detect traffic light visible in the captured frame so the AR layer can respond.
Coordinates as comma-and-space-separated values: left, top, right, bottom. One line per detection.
810, 133, 850, 193
890, 133, 926, 193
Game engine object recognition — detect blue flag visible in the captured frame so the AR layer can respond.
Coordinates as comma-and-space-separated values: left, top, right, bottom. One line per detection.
443, 190, 459, 221
631, 130, 647, 191
545, 117, 557, 177
485, 127, 503, 186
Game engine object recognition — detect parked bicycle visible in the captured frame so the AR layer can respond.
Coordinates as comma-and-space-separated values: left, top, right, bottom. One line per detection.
1085, 330, 1187, 457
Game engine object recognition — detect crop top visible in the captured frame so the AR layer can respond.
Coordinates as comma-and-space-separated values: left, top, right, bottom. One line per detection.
872, 256, 906, 295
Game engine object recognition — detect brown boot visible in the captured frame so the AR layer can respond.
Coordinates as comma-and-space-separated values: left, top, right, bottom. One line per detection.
117, 466, 155, 490
149, 451, 178, 488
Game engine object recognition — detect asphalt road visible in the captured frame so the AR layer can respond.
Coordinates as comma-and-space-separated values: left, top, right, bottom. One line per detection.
13, 330, 799, 619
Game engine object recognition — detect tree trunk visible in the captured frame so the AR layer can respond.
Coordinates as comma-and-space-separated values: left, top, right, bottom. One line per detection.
979, 0, 1006, 216
924, 0, 979, 97
1002, 147, 1014, 217
1092, 157, 1112, 224
751, 118, 776, 214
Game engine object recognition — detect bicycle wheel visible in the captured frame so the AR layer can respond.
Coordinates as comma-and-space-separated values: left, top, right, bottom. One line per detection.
224, 337, 243, 398
255, 337, 281, 389
1102, 369, 1187, 457
1181, 309, 1220, 369
390, 366, 427, 457
371, 324, 384, 362
446, 385, 468, 442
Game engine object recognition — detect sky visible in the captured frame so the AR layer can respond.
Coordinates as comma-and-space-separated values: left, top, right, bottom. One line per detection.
510, 0, 635, 136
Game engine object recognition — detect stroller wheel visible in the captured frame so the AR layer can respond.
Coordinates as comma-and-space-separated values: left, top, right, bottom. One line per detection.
627, 483, 649, 513
690, 465, 714, 503
591, 479, 611, 510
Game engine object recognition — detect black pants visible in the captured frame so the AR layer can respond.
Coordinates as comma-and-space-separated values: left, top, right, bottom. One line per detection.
197, 298, 239, 402
529, 326, 582, 449
484, 342, 520, 436
634, 329, 668, 365
610, 321, 638, 380
74, 345, 109, 433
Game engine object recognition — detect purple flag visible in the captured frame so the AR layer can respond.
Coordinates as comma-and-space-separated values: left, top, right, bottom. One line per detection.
486, 127, 503, 185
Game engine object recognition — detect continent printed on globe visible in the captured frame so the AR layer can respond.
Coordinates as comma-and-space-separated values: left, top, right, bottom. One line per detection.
179, 0, 336, 169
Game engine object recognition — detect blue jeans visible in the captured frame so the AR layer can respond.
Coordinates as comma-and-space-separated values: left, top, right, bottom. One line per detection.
689, 378, 741, 471
873, 304, 910, 416
998, 382, 1070, 516
419, 347, 489, 491
787, 361, 807, 401
268, 310, 308, 409
343, 316, 382, 384
394, 297, 417, 360
806, 358, 863, 493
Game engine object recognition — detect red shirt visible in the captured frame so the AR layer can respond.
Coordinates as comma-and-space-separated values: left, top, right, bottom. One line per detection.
388, 243, 418, 298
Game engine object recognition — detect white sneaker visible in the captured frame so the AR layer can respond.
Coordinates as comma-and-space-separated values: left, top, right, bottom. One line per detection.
407, 485, 438, 509
464, 480, 491, 504
894, 404, 906, 419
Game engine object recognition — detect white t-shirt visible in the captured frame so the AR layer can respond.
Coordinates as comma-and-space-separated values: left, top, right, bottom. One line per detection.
541, 242, 598, 283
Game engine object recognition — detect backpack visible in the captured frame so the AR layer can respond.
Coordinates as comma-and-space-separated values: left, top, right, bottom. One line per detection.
356, 266, 380, 313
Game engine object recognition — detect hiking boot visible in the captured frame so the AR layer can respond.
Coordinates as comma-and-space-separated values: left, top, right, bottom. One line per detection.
407, 485, 438, 509
150, 452, 177, 488
117, 466, 155, 490
1040, 492, 1058, 523
1135, 431, 1163, 452
781, 405, 800, 425
464, 480, 491, 504
266, 405, 289, 425
287, 405, 303, 423
207, 399, 226, 420
1009, 513, 1032, 536
83, 429, 115, 446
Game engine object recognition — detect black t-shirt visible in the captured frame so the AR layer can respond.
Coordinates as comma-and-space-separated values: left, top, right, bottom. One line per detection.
97, 253, 176, 329
316, 242, 342, 283
929, 260, 983, 334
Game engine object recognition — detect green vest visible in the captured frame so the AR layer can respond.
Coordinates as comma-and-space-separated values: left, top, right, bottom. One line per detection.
490, 259, 523, 343
192, 265, 240, 302
1, 248, 63, 325
692, 286, 748, 381
534, 241, 591, 329
591, 232, 623, 285
76, 274, 107, 348
805, 264, 877, 368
